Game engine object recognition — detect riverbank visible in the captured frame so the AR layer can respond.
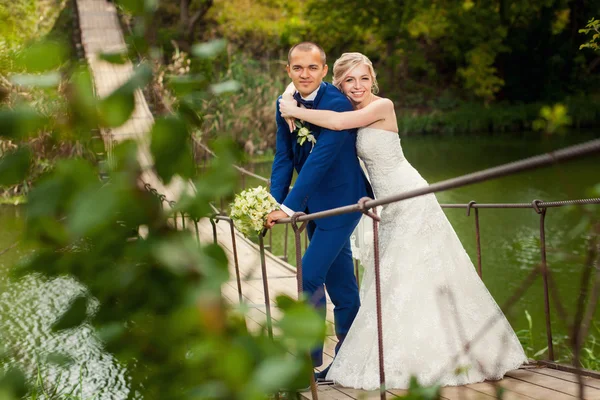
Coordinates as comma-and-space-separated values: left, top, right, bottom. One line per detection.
397, 96, 600, 135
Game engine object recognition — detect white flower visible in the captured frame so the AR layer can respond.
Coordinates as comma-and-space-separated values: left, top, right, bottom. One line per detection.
295, 122, 316, 152
229, 186, 280, 239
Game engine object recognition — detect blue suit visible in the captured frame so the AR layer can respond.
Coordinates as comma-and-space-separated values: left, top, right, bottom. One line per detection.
270, 82, 373, 366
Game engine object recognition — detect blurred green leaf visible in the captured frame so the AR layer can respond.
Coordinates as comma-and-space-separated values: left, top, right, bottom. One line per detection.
153, 234, 203, 276
210, 80, 242, 95
116, 0, 145, 14
45, 352, 75, 367
98, 90, 135, 128
403, 376, 442, 400
200, 243, 230, 290
0, 368, 27, 399
10, 72, 61, 88
97, 322, 125, 344
150, 116, 194, 183
203, 243, 228, 270
191, 39, 227, 59
68, 184, 119, 238
168, 75, 210, 97
15, 40, 68, 72
26, 159, 99, 235
188, 382, 230, 399
52, 295, 88, 331
276, 296, 324, 352
0, 147, 31, 186
178, 100, 203, 128
181, 139, 238, 220
69, 67, 98, 125
144, 0, 159, 13
99, 51, 129, 65
275, 294, 295, 311
98, 64, 152, 127
251, 356, 304, 393
0, 106, 48, 139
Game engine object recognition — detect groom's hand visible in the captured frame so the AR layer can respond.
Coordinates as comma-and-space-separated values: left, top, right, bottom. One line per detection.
265, 210, 288, 229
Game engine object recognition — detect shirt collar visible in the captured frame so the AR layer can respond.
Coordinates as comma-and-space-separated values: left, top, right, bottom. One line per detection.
299, 86, 319, 101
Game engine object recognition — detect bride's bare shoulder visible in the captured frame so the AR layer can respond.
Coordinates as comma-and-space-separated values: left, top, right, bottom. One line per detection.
365, 97, 398, 132
370, 97, 395, 109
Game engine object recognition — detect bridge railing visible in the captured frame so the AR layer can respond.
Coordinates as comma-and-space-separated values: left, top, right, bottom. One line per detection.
152, 137, 600, 399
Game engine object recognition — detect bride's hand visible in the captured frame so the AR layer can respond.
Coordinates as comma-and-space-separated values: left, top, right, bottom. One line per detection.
279, 96, 298, 118
283, 82, 296, 97
280, 83, 298, 132
285, 116, 296, 132
279, 97, 299, 131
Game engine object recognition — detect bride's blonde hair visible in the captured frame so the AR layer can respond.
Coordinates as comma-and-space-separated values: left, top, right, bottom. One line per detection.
332, 52, 379, 95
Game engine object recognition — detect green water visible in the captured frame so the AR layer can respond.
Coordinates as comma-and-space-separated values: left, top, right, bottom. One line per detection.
0, 134, 599, 395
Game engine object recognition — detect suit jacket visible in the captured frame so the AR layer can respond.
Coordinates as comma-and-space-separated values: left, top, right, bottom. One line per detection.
270, 82, 373, 230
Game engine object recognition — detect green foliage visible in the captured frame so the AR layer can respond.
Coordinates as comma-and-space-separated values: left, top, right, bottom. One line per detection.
532, 103, 572, 135
151, 116, 195, 182
397, 96, 599, 135
14, 40, 69, 73
579, 18, 600, 52
0, 147, 32, 187
186, 51, 287, 152
0, 107, 48, 140
99, 64, 153, 127
0, 0, 71, 76
210, 0, 307, 51
457, 46, 505, 104
203, 0, 600, 109
399, 376, 441, 400
0, 0, 77, 203
0, 2, 323, 399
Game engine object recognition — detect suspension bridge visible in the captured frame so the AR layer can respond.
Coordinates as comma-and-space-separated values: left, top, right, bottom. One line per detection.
74, 0, 600, 398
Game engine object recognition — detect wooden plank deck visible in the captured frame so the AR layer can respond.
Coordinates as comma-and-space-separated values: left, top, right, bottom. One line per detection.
75, 1, 600, 399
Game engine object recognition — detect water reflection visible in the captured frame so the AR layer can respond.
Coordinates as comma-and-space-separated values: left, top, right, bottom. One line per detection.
0, 239, 130, 399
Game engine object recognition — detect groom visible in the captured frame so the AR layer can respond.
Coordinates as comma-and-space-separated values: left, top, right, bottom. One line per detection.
265, 42, 373, 379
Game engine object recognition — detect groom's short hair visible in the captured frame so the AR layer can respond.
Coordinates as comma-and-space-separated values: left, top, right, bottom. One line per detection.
288, 42, 327, 65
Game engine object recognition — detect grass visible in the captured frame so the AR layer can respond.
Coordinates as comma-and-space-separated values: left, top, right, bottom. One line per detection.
0, 195, 26, 205
27, 361, 98, 400
516, 310, 600, 371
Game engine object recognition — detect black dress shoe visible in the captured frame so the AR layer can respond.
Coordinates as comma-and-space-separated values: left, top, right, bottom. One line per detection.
314, 365, 334, 384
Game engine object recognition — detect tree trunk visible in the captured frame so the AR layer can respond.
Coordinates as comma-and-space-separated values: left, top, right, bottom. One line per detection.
179, 0, 213, 44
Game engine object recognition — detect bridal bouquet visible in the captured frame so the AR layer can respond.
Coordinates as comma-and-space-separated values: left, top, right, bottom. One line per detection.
230, 186, 279, 238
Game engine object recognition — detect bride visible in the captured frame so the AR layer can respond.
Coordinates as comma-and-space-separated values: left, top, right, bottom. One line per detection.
278, 52, 528, 390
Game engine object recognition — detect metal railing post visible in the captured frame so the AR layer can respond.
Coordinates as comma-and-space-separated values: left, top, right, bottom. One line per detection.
467, 201, 483, 278
533, 200, 554, 361
258, 230, 274, 339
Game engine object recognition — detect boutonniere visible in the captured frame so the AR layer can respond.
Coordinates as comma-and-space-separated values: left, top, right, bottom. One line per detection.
294, 120, 316, 152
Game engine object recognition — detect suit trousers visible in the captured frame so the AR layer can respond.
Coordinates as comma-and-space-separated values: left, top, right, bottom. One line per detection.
303, 218, 361, 367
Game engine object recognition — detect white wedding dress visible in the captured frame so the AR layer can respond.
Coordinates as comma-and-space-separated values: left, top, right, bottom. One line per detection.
327, 127, 528, 390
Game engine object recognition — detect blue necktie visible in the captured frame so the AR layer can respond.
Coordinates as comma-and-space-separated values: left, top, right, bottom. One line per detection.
293, 92, 314, 109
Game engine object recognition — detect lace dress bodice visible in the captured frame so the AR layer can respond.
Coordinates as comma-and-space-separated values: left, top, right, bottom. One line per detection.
356, 127, 426, 198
